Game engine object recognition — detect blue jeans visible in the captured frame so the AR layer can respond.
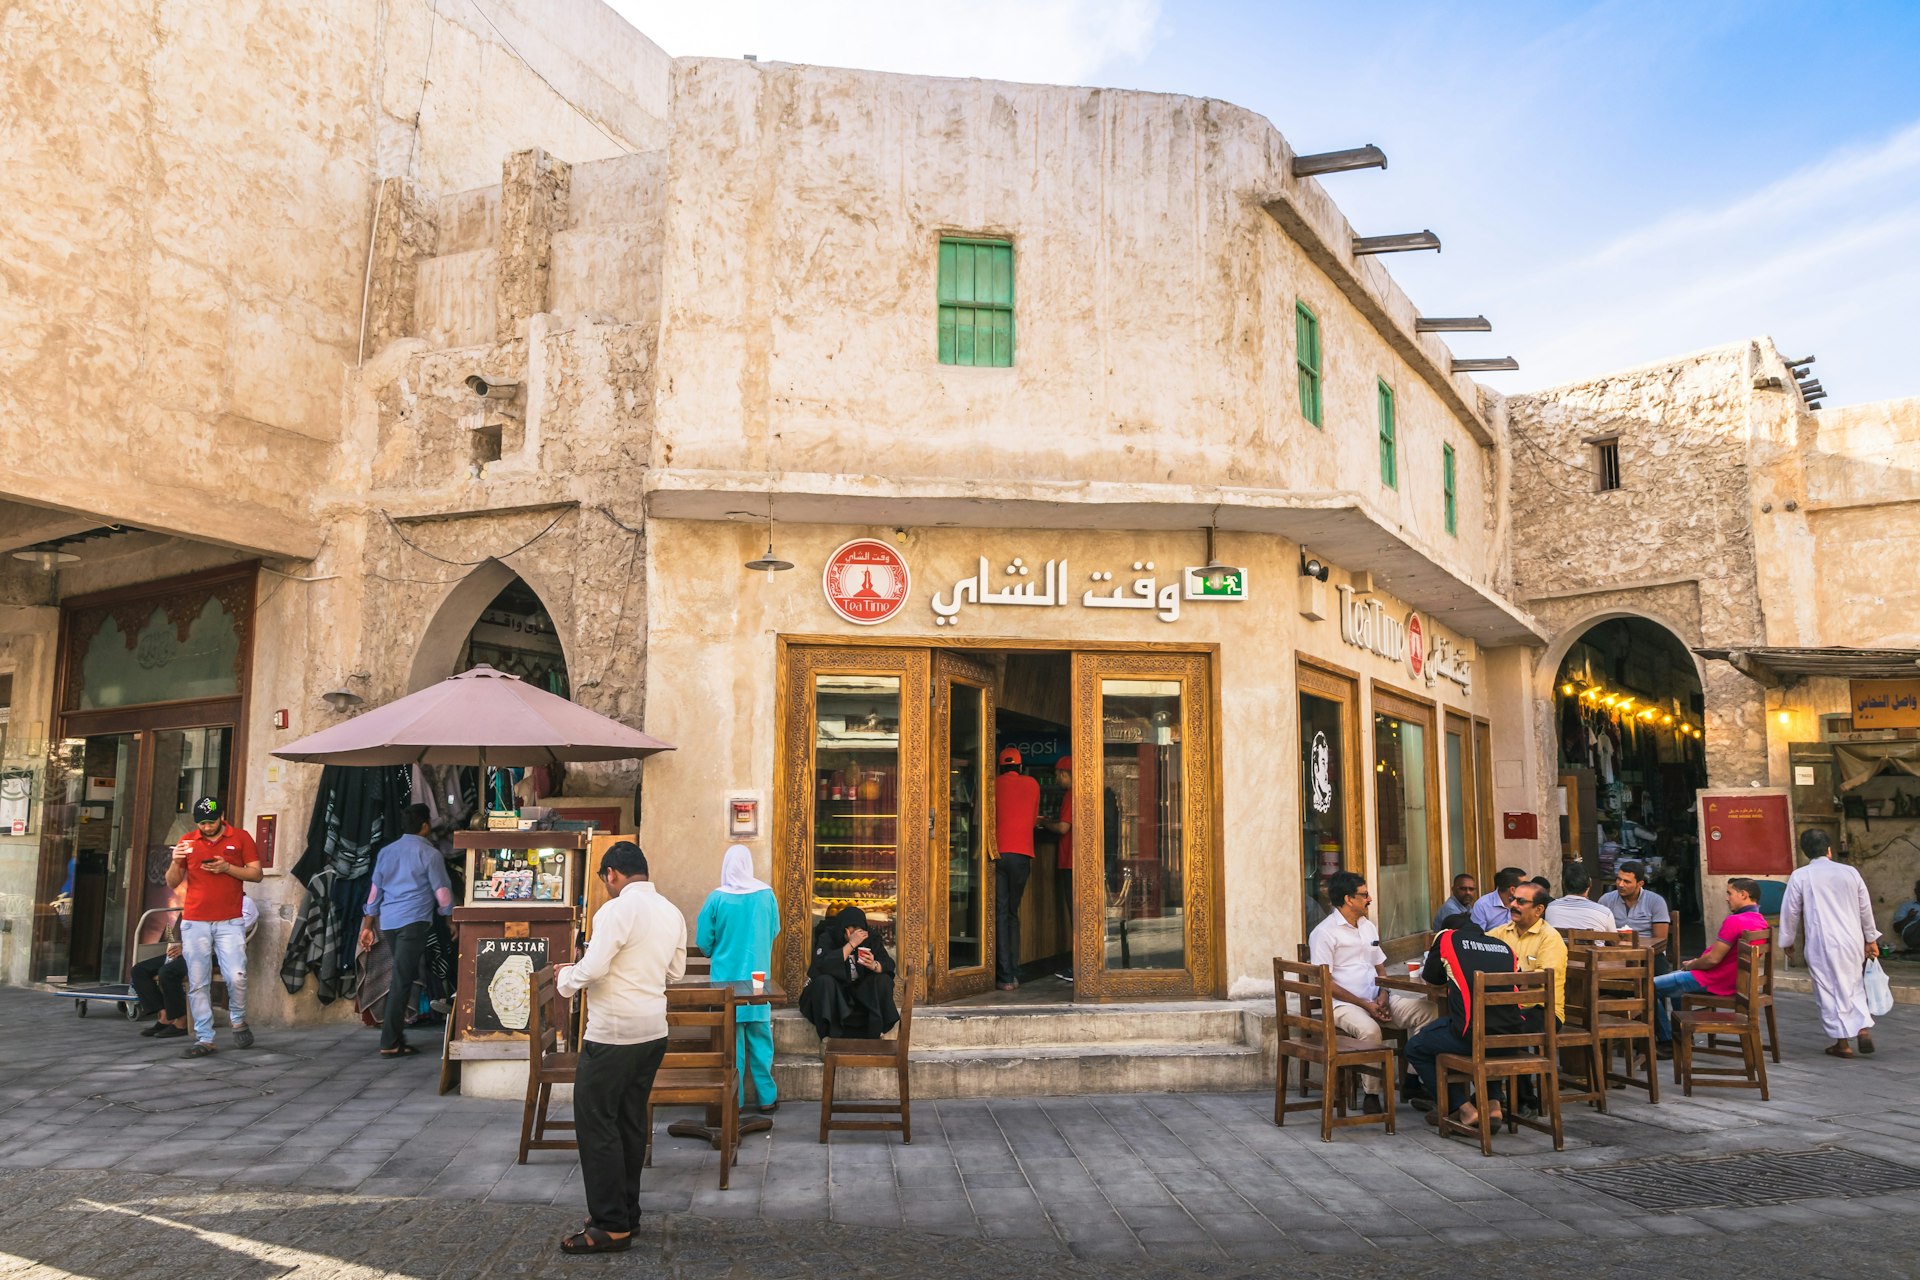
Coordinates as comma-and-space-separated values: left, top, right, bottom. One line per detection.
1653, 969, 1706, 1043
1406, 1022, 1505, 1115
181, 918, 248, 1045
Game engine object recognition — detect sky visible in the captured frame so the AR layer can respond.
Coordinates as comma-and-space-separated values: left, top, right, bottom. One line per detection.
608, 0, 1920, 406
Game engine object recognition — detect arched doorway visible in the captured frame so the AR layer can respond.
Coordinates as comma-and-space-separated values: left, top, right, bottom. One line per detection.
459, 575, 569, 697
1551, 616, 1708, 925
406, 560, 572, 696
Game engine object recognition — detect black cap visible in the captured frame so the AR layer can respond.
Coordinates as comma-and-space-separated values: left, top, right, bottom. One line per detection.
193, 797, 222, 822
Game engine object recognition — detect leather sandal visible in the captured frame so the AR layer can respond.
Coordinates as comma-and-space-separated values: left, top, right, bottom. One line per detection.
561, 1228, 630, 1255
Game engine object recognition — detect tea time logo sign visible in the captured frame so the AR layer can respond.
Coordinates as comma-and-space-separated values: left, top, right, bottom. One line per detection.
1336, 585, 1472, 695
823, 539, 912, 625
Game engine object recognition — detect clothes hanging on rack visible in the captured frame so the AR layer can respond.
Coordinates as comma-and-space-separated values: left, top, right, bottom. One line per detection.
280, 764, 411, 1001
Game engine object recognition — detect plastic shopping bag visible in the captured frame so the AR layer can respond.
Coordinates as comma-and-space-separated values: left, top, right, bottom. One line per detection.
1865, 958, 1895, 1018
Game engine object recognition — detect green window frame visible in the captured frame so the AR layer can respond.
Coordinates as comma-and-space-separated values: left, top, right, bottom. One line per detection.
1377, 379, 1397, 489
938, 237, 1014, 367
1295, 301, 1322, 426
1442, 443, 1458, 535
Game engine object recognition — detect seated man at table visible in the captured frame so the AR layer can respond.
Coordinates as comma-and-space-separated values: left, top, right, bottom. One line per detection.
1307, 871, 1437, 1114
1601, 861, 1671, 966
1545, 863, 1617, 939
1489, 884, 1566, 1118
1469, 867, 1529, 931
1405, 917, 1521, 1127
1653, 877, 1768, 1057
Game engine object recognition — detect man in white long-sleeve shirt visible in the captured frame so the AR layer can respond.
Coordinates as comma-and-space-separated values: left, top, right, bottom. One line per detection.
553, 841, 687, 1255
1779, 828, 1882, 1059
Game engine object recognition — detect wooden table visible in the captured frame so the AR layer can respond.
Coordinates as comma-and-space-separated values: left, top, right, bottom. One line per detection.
664, 977, 787, 1146
1376, 973, 1446, 999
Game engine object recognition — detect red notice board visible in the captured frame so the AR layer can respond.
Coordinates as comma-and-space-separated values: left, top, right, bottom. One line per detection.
1698, 790, 1794, 875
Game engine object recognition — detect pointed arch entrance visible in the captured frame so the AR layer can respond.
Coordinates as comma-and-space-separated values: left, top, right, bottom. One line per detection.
406, 560, 572, 697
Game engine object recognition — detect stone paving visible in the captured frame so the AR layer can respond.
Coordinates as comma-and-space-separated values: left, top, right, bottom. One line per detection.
1, 987, 1918, 1277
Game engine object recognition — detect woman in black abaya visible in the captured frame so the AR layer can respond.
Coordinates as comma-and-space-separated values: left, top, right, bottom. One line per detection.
797, 906, 900, 1039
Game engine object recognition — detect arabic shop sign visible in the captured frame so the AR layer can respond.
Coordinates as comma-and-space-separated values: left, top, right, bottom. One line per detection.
1336, 584, 1473, 696
924, 556, 1247, 628
1850, 679, 1920, 730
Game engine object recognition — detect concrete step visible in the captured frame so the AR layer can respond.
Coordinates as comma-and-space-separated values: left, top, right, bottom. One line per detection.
772, 1037, 1270, 1101
770, 1000, 1256, 1054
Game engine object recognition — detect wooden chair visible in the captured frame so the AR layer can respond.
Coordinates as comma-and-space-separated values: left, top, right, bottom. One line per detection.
1662, 911, 1683, 969
1435, 969, 1564, 1157
517, 966, 579, 1163
1554, 948, 1607, 1115
1673, 942, 1770, 1100
1562, 927, 1625, 948
647, 986, 739, 1188
1289, 933, 1427, 1102
1271, 959, 1396, 1143
1591, 945, 1660, 1102
1681, 926, 1780, 1063
818, 967, 915, 1145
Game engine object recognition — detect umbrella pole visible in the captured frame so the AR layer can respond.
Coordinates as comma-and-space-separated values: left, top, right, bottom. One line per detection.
472, 747, 491, 831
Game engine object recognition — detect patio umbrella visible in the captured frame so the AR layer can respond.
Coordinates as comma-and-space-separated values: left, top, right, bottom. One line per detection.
271, 664, 675, 767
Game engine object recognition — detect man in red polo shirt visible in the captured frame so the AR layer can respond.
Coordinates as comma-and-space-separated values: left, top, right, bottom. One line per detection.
166, 797, 262, 1057
994, 747, 1041, 991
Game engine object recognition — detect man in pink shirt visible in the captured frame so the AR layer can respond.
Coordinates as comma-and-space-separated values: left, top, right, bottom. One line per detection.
1653, 877, 1768, 1055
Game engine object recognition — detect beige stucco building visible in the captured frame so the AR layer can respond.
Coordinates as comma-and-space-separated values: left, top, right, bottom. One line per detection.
2, 0, 1913, 1029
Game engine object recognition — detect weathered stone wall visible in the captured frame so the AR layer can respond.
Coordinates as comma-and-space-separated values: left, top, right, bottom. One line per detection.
0, 0, 668, 557
1507, 344, 1771, 790
652, 58, 1500, 593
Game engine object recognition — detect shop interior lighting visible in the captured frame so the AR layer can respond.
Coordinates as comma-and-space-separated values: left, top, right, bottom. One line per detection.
1292, 144, 1388, 177
1561, 682, 1575, 696
1353, 230, 1441, 256
1416, 316, 1492, 333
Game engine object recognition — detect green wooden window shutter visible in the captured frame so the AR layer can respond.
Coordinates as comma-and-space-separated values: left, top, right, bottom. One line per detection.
1377, 379, 1397, 489
1295, 302, 1322, 426
1443, 443, 1458, 535
938, 238, 1015, 367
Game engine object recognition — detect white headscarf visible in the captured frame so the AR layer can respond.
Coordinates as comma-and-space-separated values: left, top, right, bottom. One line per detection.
717, 843, 772, 895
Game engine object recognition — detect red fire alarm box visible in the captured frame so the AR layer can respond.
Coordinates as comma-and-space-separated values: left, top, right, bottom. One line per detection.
1502, 812, 1538, 840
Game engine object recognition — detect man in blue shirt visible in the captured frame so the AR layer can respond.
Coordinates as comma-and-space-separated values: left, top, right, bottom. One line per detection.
359, 804, 453, 1057
1469, 867, 1528, 931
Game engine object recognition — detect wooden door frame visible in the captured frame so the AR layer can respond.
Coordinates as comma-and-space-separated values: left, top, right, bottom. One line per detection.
1443, 708, 1479, 899
1472, 716, 1496, 886
929, 650, 996, 1003
1297, 657, 1365, 935
1369, 680, 1444, 937
38, 564, 257, 984
772, 643, 931, 1001
1069, 648, 1224, 1002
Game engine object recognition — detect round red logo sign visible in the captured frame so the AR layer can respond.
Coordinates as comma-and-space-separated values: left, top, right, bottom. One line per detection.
822, 539, 911, 626
1405, 612, 1426, 681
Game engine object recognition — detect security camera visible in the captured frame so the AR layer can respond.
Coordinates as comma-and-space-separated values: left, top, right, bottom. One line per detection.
465, 375, 521, 399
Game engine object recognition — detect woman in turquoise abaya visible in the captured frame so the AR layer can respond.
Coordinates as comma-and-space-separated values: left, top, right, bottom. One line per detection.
696, 844, 782, 1111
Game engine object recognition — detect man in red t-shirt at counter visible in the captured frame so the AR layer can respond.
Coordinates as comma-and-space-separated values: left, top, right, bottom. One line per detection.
994, 747, 1041, 991
166, 797, 262, 1058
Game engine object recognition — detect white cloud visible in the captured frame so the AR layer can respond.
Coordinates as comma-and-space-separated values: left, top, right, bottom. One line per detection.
608, 0, 1162, 87
1485, 117, 1920, 404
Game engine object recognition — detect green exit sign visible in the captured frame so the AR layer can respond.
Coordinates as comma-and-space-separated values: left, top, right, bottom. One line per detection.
1182, 566, 1249, 601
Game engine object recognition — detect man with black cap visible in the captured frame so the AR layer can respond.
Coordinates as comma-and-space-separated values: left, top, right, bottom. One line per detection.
994, 746, 1041, 991
166, 797, 262, 1058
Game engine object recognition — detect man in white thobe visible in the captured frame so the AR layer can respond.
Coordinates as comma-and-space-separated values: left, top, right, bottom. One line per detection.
1778, 828, 1882, 1057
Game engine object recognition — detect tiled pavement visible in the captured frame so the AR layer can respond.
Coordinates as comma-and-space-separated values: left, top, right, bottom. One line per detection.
2, 987, 1919, 1277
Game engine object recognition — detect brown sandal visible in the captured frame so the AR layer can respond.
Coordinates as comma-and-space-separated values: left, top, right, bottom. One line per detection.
1825, 1042, 1854, 1058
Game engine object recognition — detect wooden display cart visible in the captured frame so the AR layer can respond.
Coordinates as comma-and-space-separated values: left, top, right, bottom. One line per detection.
439, 830, 634, 1093
439, 830, 589, 1094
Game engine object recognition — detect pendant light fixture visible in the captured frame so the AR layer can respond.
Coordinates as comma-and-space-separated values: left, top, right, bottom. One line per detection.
11, 548, 80, 572
744, 502, 793, 578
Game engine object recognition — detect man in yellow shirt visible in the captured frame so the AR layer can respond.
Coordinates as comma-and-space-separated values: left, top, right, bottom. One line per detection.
1487, 882, 1566, 1120
1489, 883, 1566, 1025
